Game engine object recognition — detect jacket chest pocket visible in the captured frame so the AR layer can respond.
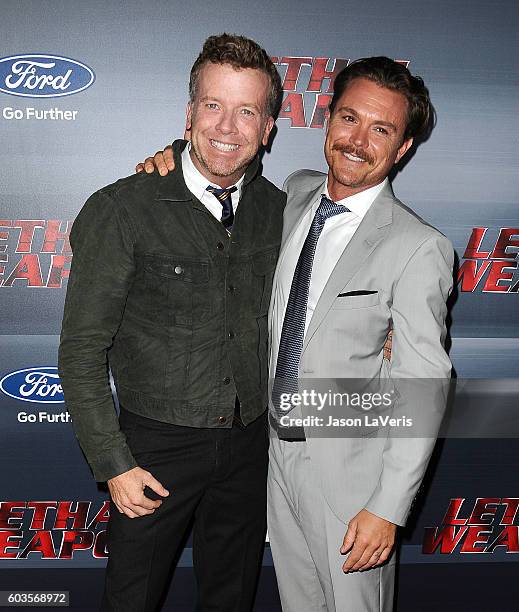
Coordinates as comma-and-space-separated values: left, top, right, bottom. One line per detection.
252, 247, 279, 315
143, 253, 211, 326
331, 291, 380, 310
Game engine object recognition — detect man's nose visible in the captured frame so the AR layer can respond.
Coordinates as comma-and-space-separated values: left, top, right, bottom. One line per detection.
216, 111, 238, 135
349, 125, 369, 149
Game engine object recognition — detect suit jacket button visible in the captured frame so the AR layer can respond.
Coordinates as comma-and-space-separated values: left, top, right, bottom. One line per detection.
218, 416, 227, 424
217, 242, 225, 250
223, 377, 231, 385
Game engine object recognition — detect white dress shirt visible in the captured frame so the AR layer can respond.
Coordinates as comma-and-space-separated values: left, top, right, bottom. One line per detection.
181, 144, 243, 220
270, 178, 387, 373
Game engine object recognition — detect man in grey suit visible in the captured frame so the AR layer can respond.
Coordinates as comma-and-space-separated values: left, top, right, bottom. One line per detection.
138, 56, 453, 612
267, 57, 453, 612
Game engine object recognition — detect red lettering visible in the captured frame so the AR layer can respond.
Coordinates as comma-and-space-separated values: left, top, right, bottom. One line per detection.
422, 525, 468, 553
490, 228, 519, 260
58, 530, 94, 559
87, 501, 110, 529
278, 93, 306, 128
309, 94, 332, 129
46, 254, 72, 288
307, 58, 349, 92
463, 227, 490, 259
501, 498, 519, 525
0, 530, 23, 558
14, 220, 45, 253
93, 530, 109, 558
278, 57, 312, 90
0, 220, 12, 281
483, 260, 517, 292
467, 498, 500, 525
54, 502, 90, 530
2, 254, 44, 287
442, 498, 468, 525
41, 220, 72, 254
27, 502, 57, 530
0, 502, 26, 529
486, 526, 519, 553
19, 530, 56, 559
460, 526, 493, 552
457, 259, 491, 292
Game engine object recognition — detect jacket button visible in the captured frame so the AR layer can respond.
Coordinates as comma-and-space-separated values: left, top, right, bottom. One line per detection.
228, 284, 235, 292
228, 331, 235, 339
217, 242, 225, 250
174, 265, 183, 274
218, 416, 227, 424
223, 377, 231, 385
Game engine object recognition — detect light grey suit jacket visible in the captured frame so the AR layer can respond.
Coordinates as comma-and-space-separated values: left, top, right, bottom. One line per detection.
268, 170, 454, 527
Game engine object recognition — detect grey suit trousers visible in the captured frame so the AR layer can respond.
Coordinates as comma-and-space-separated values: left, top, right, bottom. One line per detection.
268, 434, 395, 612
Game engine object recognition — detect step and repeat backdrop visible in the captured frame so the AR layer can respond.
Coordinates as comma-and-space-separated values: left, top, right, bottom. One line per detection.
1, 0, 518, 610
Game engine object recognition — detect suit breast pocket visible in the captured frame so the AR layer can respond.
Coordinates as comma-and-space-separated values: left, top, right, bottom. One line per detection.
331, 291, 380, 310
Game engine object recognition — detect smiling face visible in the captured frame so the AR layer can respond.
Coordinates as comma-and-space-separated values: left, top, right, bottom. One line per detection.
186, 63, 274, 188
324, 77, 414, 200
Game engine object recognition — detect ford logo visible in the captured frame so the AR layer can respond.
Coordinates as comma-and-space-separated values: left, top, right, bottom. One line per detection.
0, 367, 65, 403
0, 54, 95, 98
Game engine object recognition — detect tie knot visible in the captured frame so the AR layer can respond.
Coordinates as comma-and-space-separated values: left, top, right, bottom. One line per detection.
206, 185, 237, 201
316, 195, 349, 222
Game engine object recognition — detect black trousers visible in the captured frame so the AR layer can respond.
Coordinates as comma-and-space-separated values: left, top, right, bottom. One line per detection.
101, 408, 269, 612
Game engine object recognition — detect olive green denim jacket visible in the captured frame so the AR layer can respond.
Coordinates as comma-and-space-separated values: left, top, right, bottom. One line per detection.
58, 140, 285, 481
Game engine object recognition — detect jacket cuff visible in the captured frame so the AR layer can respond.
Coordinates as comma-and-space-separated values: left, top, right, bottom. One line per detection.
90, 445, 138, 483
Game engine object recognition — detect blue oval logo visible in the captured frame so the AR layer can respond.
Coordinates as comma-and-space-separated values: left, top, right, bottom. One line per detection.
0, 54, 95, 98
0, 367, 64, 403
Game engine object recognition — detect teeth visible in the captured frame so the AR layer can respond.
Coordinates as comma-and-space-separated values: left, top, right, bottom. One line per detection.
344, 153, 365, 162
210, 139, 239, 152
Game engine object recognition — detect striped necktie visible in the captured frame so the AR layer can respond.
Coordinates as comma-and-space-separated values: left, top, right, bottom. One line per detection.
272, 195, 349, 420
206, 185, 238, 231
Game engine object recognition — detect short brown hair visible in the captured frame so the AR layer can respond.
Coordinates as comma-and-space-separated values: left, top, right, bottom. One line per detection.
329, 57, 435, 141
189, 33, 283, 119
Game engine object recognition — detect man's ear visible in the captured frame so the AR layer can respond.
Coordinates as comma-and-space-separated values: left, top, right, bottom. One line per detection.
395, 137, 413, 164
185, 102, 193, 132
261, 116, 275, 146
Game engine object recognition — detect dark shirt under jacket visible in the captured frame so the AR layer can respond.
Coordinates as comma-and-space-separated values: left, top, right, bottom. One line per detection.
59, 140, 286, 482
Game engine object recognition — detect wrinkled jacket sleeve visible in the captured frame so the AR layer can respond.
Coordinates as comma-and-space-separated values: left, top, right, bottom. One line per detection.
58, 189, 138, 482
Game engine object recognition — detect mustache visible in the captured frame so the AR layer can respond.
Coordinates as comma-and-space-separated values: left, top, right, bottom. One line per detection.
332, 143, 374, 165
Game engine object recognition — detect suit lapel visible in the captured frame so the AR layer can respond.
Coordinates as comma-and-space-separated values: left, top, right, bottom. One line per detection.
268, 178, 326, 324
302, 183, 395, 352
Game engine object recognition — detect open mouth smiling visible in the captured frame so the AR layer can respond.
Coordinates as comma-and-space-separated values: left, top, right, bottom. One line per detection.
210, 139, 240, 152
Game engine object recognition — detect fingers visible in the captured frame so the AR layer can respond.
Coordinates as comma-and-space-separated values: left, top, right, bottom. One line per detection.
164, 145, 175, 171
143, 472, 170, 498
135, 163, 144, 173
345, 542, 379, 572
340, 522, 357, 554
107, 467, 168, 519
143, 156, 157, 175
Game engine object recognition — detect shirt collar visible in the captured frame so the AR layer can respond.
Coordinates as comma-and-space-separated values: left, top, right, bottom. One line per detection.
323, 178, 388, 220
181, 143, 244, 201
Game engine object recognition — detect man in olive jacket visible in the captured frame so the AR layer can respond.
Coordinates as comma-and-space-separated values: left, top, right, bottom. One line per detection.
58, 34, 285, 611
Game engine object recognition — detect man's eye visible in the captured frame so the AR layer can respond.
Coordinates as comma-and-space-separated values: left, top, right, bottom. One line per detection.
342, 115, 356, 123
375, 127, 389, 135
206, 103, 219, 110
241, 108, 255, 116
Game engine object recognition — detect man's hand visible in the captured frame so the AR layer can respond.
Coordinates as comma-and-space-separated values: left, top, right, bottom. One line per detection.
340, 508, 396, 572
107, 466, 169, 518
135, 145, 175, 176
383, 329, 393, 360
